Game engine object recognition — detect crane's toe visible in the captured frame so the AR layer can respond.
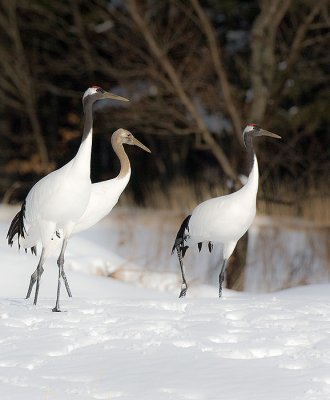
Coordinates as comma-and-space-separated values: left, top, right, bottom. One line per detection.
179, 283, 188, 298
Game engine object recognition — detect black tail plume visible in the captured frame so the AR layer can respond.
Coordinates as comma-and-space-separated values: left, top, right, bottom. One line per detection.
171, 215, 191, 258
7, 200, 26, 247
6, 200, 36, 255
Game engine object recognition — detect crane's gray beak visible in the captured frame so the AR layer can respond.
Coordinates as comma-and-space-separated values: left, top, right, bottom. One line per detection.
132, 137, 151, 153
103, 91, 129, 102
260, 129, 281, 139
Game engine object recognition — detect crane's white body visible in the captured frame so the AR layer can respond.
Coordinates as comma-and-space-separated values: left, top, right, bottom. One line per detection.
20, 163, 131, 258
21, 140, 92, 249
188, 155, 258, 259
73, 172, 130, 234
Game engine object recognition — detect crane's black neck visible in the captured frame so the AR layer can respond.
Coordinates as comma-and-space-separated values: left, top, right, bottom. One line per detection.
243, 131, 256, 175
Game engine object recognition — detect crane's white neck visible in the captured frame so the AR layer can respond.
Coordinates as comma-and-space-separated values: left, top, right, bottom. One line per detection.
72, 102, 93, 175
244, 154, 259, 195
112, 137, 131, 180
101, 139, 131, 205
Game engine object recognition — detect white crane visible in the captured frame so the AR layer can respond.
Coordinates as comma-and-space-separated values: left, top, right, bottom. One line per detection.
20, 128, 150, 302
72, 129, 150, 234
172, 124, 281, 298
7, 86, 128, 312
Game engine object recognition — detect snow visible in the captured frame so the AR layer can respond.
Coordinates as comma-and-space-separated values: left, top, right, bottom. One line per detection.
1, 206, 330, 399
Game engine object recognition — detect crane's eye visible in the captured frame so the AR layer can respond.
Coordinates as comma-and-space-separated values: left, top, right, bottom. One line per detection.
95, 87, 105, 93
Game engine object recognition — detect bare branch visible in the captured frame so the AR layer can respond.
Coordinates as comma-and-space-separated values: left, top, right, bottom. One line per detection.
190, 0, 243, 143
126, 0, 238, 182
271, 2, 325, 107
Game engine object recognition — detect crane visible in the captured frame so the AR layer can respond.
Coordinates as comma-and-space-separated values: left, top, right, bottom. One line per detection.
72, 129, 150, 233
172, 124, 281, 298
7, 86, 128, 311
21, 128, 150, 301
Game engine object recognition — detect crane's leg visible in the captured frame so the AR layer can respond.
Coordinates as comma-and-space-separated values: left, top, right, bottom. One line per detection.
26, 264, 44, 299
32, 249, 46, 305
218, 259, 227, 298
56, 238, 72, 298
176, 245, 188, 298
33, 266, 44, 306
26, 246, 72, 300
52, 238, 68, 312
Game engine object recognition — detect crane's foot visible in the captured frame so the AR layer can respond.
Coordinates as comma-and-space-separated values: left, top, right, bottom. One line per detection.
52, 306, 62, 313
179, 283, 187, 298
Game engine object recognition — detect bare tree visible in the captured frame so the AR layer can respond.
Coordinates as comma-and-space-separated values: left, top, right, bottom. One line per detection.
0, 0, 328, 200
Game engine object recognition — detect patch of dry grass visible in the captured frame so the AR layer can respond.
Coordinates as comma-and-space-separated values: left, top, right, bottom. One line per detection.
258, 178, 330, 224
120, 178, 330, 225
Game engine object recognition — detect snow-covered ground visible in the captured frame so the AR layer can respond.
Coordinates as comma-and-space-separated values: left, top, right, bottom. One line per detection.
1, 206, 330, 399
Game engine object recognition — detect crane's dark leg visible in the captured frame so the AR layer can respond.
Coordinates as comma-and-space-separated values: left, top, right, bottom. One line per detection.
26, 247, 72, 300
219, 259, 227, 298
56, 239, 72, 298
33, 266, 44, 306
31, 249, 46, 305
33, 249, 45, 305
26, 265, 44, 299
176, 245, 188, 298
52, 238, 68, 312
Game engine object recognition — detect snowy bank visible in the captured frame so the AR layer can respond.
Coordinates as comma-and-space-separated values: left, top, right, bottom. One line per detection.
245, 216, 330, 292
2, 206, 330, 399
1, 205, 329, 294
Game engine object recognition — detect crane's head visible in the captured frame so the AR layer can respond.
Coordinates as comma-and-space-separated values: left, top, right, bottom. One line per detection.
82, 86, 129, 110
112, 129, 151, 153
243, 124, 281, 147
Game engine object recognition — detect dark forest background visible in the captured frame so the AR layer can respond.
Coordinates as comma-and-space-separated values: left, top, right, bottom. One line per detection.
0, 0, 329, 217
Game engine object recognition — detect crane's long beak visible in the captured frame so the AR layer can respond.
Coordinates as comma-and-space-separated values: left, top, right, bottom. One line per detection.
104, 91, 129, 102
132, 137, 151, 153
260, 129, 281, 139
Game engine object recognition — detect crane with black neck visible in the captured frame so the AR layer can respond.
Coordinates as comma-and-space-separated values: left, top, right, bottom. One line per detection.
7, 86, 128, 311
172, 124, 281, 298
